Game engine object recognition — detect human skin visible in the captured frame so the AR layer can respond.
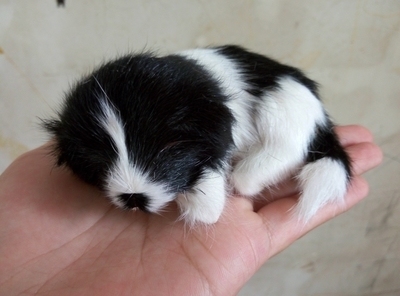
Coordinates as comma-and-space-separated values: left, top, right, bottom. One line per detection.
0, 125, 382, 296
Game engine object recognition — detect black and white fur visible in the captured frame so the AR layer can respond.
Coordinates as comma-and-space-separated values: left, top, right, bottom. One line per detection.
43, 45, 351, 225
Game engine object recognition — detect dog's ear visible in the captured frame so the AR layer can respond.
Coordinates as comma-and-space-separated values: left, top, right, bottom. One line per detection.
41, 118, 65, 166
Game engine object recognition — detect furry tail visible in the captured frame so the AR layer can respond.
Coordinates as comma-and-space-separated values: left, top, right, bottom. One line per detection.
295, 122, 352, 222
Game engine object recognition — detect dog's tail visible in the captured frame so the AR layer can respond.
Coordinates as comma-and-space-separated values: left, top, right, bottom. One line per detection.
296, 121, 352, 222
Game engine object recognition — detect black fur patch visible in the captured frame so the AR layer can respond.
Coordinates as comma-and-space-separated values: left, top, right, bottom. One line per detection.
215, 45, 319, 98
307, 122, 352, 180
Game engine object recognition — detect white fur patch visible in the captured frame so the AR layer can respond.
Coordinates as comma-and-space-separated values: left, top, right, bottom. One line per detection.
296, 158, 348, 222
232, 77, 327, 196
176, 169, 226, 225
97, 98, 175, 212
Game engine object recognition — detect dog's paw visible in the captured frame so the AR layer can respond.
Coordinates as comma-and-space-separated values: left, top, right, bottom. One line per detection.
176, 169, 226, 225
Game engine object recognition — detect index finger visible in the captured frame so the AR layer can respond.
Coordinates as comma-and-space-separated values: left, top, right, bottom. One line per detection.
335, 125, 374, 146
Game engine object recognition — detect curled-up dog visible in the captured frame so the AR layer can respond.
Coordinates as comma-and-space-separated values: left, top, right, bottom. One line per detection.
43, 45, 351, 225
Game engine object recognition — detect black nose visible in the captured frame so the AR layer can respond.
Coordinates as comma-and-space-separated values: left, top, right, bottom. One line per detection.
119, 193, 149, 211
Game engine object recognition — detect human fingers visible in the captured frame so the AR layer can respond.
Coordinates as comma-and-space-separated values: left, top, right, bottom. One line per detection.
252, 137, 382, 262
255, 175, 369, 261
335, 125, 374, 146
346, 141, 383, 175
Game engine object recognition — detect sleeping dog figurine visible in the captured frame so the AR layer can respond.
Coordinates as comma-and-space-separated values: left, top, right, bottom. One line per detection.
43, 45, 351, 225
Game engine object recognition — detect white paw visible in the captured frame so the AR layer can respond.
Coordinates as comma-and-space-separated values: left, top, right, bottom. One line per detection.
231, 159, 267, 196
231, 167, 264, 196
176, 169, 226, 225
232, 151, 302, 197
177, 193, 223, 225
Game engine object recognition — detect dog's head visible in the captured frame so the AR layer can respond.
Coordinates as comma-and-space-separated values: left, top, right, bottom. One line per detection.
43, 53, 234, 213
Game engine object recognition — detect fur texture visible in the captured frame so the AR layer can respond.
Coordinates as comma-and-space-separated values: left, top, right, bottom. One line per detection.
43, 45, 351, 225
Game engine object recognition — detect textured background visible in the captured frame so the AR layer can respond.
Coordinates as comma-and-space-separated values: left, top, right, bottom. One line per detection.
0, 1, 399, 295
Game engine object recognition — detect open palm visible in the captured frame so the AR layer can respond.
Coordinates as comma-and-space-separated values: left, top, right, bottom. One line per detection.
0, 125, 382, 296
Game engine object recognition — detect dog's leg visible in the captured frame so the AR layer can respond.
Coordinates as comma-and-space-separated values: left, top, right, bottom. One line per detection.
176, 169, 226, 225
232, 77, 326, 196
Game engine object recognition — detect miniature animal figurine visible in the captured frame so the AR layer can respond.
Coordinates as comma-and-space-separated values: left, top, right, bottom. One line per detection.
43, 45, 351, 225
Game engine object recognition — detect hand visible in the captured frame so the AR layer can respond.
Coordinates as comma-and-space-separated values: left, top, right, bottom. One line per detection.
0, 125, 382, 296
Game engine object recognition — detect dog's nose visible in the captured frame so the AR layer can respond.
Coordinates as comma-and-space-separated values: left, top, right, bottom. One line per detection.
119, 193, 149, 211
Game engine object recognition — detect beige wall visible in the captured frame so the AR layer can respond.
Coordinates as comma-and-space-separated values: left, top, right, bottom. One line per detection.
1, 1, 399, 294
